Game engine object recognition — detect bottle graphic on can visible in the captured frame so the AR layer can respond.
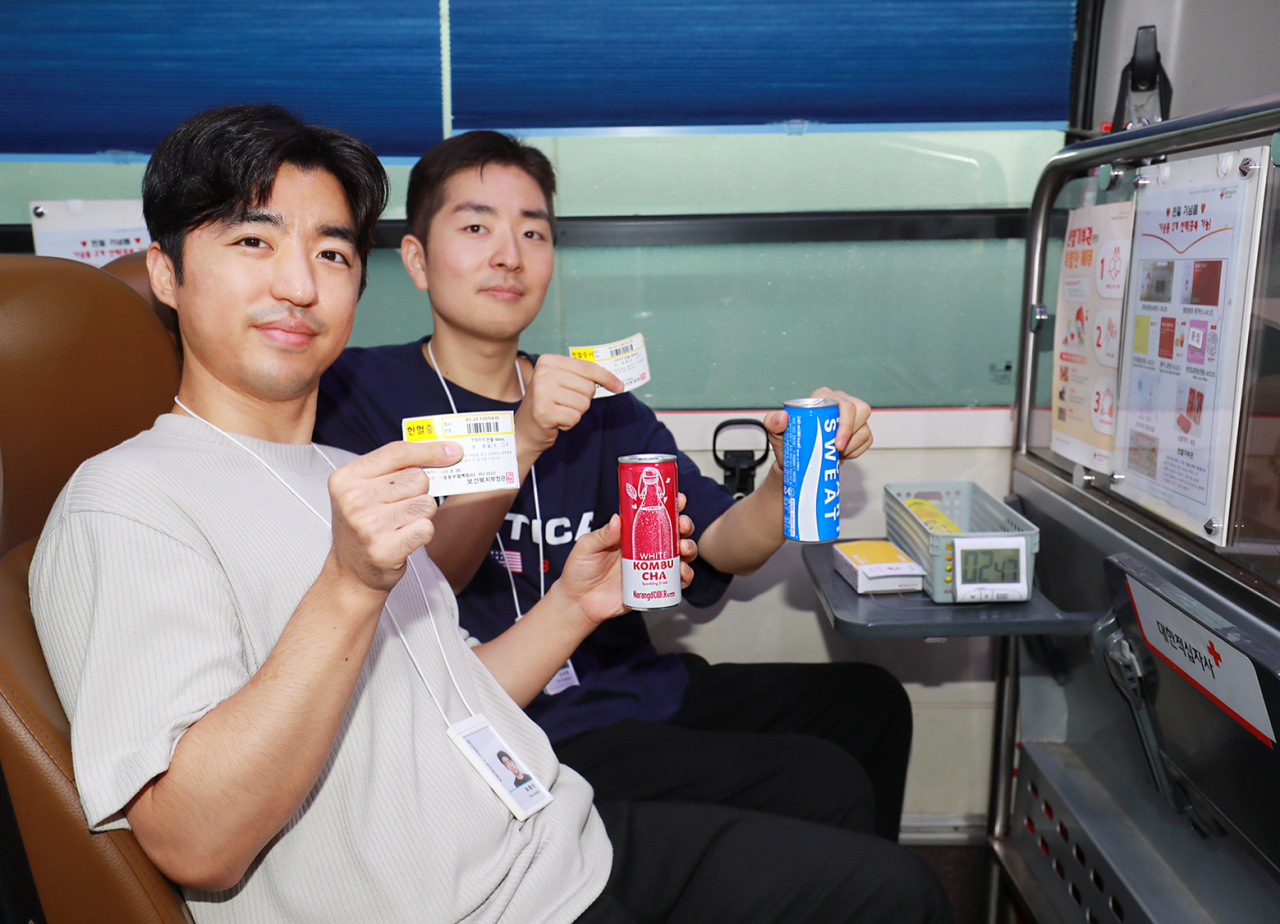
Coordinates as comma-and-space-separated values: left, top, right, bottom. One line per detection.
619, 454, 681, 610
781, 398, 841, 542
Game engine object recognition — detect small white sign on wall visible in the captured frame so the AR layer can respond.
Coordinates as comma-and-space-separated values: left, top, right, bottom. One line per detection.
29, 198, 149, 268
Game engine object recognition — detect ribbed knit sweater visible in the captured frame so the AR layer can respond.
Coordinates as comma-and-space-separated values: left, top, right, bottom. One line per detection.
30, 414, 610, 924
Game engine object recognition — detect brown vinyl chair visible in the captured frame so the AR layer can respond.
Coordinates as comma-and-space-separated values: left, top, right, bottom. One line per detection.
0, 254, 189, 923
102, 250, 179, 346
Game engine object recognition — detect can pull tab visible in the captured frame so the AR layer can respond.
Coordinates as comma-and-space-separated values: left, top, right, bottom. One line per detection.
712, 419, 771, 498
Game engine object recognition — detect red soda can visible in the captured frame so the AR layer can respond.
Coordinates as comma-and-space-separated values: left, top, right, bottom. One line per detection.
618, 454, 681, 610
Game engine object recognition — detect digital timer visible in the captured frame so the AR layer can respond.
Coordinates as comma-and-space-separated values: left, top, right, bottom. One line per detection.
951, 535, 1030, 603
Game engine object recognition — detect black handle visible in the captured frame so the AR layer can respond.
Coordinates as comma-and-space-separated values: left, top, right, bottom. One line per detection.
711, 419, 771, 498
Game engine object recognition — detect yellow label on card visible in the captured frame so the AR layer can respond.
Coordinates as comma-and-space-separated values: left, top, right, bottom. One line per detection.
402, 418, 439, 441
571, 347, 596, 361
399, 412, 519, 497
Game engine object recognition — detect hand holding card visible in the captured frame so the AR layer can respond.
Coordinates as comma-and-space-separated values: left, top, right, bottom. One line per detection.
570, 332, 652, 398
402, 411, 520, 496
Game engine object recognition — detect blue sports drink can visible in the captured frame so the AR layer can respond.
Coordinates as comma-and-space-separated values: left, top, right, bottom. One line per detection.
782, 398, 841, 542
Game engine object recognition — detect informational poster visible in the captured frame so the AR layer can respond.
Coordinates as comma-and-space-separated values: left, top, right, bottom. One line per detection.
1050, 200, 1134, 469
1113, 147, 1267, 544
29, 199, 150, 268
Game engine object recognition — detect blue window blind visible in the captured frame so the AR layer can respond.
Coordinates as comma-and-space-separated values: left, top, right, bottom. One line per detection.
0, 2, 441, 155
452, 0, 1075, 129
2, 2, 1072, 153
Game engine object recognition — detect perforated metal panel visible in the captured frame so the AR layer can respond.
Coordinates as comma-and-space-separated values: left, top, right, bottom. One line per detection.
1013, 749, 1149, 924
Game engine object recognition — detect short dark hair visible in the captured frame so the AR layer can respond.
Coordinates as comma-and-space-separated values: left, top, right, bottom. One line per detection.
142, 104, 388, 294
405, 131, 556, 246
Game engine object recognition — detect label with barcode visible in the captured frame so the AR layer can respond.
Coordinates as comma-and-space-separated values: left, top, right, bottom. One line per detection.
569, 332, 651, 398
401, 411, 520, 497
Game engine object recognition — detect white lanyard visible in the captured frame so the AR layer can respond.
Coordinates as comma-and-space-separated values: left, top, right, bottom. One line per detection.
426, 343, 581, 698
171, 397, 476, 723
427, 339, 545, 613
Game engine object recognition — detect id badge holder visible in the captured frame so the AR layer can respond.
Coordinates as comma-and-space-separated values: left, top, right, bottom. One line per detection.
446, 713, 554, 822
544, 659, 580, 696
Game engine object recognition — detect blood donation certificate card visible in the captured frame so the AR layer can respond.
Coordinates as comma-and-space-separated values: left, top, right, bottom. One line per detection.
401, 411, 520, 496
570, 333, 651, 398
1112, 147, 1267, 544
1050, 200, 1134, 470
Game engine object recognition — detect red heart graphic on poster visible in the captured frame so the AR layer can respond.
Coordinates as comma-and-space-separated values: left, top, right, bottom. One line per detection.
81, 241, 86, 246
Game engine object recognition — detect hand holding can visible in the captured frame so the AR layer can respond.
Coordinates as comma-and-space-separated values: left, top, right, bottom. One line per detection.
781, 398, 841, 542
619, 454, 682, 609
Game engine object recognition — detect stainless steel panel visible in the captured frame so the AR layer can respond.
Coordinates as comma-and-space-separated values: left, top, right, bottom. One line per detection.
1008, 468, 1280, 920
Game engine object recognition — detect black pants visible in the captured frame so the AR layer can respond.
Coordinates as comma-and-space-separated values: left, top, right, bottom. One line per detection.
573, 801, 953, 924
554, 655, 912, 840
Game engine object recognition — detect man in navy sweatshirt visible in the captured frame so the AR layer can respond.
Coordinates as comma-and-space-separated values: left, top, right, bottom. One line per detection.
315, 130, 914, 842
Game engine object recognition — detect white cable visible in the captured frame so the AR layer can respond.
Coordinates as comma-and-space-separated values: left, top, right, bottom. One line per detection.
493, 537, 526, 620
174, 397, 329, 524
513, 360, 547, 602
377, 598, 455, 720
427, 339, 542, 620
408, 554, 475, 715
172, 398, 465, 722
316, 450, 474, 717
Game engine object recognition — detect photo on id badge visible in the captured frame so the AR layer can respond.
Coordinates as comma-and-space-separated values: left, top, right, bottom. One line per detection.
467, 725, 546, 811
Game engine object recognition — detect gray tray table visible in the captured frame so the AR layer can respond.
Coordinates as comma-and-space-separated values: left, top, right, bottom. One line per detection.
802, 541, 1104, 639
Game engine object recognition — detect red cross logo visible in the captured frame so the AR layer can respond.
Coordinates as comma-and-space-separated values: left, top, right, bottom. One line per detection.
1207, 640, 1222, 667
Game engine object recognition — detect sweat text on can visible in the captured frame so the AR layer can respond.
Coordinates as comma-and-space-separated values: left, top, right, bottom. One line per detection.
782, 398, 841, 542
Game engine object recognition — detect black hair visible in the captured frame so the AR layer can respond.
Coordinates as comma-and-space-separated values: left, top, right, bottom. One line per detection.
142, 104, 388, 294
405, 131, 556, 246
496, 751, 515, 765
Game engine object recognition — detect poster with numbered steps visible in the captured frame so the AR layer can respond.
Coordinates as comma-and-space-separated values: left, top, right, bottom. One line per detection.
1050, 200, 1134, 469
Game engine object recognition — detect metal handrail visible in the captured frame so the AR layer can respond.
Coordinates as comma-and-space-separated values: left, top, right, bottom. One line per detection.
1014, 91, 1280, 453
